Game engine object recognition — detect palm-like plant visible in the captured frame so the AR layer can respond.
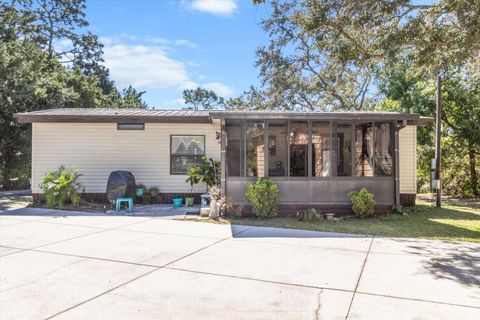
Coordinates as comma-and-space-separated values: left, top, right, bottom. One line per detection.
40, 166, 82, 208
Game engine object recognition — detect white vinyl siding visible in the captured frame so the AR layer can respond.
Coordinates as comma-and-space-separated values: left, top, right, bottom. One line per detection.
32, 122, 220, 194
399, 125, 417, 194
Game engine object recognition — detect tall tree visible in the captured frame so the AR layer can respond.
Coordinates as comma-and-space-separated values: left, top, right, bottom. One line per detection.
0, 40, 109, 189
119, 85, 148, 109
0, 0, 148, 189
255, 0, 480, 110
379, 63, 480, 197
183, 87, 225, 110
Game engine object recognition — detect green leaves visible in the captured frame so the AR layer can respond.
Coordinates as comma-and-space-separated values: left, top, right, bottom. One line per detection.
40, 166, 82, 208
185, 156, 221, 191
348, 187, 376, 219
183, 87, 225, 110
245, 179, 279, 218
0, 1, 148, 189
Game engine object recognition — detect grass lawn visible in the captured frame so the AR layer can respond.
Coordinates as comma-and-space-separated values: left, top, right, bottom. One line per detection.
219, 197, 480, 243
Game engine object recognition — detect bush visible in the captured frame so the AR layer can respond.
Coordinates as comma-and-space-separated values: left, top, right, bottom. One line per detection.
245, 179, 279, 218
40, 166, 82, 208
348, 187, 376, 219
443, 170, 479, 198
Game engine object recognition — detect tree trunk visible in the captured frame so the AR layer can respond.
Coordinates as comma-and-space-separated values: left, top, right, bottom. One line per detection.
468, 141, 478, 197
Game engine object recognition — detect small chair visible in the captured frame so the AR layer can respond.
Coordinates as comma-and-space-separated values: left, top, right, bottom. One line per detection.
115, 197, 134, 214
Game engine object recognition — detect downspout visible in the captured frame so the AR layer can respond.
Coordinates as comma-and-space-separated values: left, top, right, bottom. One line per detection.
220, 117, 227, 197
395, 120, 407, 206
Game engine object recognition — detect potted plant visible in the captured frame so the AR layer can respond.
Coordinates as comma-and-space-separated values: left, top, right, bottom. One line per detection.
185, 156, 221, 212
185, 166, 201, 207
144, 187, 159, 204
136, 183, 145, 197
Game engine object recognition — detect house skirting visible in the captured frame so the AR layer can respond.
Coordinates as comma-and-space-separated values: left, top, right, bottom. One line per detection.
400, 193, 416, 206
32, 192, 205, 205
238, 204, 393, 217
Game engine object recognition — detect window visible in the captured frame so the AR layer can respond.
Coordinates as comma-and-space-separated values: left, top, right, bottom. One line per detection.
289, 121, 308, 177
226, 120, 244, 176
333, 122, 352, 176
268, 121, 287, 177
170, 135, 205, 174
117, 123, 144, 130
246, 121, 265, 177
374, 123, 393, 176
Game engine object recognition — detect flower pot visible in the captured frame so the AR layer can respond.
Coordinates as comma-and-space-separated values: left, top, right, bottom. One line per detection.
135, 188, 144, 197
172, 198, 183, 207
200, 194, 211, 207
185, 197, 195, 207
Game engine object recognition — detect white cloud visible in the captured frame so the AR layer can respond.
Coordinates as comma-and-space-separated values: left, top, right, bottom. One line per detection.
187, 0, 238, 17
100, 36, 236, 105
175, 39, 199, 49
103, 44, 189, 89
203, 82, 235, 97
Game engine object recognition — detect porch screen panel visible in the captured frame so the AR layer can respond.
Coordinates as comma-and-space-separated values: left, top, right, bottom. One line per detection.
289, 121, 308, 177
267, 121, 287, 177
333, 122, 353, 176
355, 123, 374, 177
312, 121, 331, 177
226, 120, 244, 176
246, 121, 265, 177
374, 122, 393, 176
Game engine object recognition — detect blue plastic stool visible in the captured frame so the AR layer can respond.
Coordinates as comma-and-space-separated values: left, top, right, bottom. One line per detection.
115, 197, 133, 214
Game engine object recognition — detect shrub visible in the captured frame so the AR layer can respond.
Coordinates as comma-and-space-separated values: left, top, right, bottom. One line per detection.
245, 179, 279, 218
348, 187, 376, 219
40, 166, 82, 208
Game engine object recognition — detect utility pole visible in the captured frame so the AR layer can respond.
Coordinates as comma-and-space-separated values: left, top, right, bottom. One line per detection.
434, 71, 442, 207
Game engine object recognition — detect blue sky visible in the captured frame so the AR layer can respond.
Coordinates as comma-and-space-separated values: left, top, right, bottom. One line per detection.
85, 0, 271, 108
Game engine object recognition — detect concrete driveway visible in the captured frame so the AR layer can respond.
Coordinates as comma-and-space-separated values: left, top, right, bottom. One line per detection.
1, 205, 479, 319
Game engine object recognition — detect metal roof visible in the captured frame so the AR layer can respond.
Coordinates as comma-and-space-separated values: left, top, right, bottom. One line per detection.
14, 108, 211, 123
210, 110, 433, 125
14, 108, 433, 125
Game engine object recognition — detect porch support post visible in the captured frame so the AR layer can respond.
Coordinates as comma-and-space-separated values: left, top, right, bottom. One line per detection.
220, 117, 226, 196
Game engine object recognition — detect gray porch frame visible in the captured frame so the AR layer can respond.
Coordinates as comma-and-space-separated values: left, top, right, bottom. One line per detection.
210, 111, 426, 208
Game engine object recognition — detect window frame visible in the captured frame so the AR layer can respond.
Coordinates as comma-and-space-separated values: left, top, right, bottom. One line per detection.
169, 134, 206, 175
117, 123, 145, 130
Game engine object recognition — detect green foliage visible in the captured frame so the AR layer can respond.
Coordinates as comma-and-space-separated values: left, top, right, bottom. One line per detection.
185, 166, 202, 192
185, 156, 221, 191
348, 188, 376, 219
245, 179, 279, 218
379, 62, 480, 197
0, 1, 148, 190
141, 186, 160, 204
183, 87, 225, 110
40, 166, 82, 208
255, 0, 479, 111
119, 85, 148, 109
296, 208, 318, 222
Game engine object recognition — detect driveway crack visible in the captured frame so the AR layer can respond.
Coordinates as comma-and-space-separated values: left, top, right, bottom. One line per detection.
345, 236, 374, 319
